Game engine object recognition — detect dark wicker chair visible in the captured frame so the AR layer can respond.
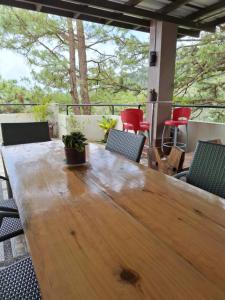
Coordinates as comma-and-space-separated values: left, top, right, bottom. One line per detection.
0, 198, 18, 212
0, 256, 41, 299
0, 211, 23, 242
0, 175, 18, 212
175, 141, 225, 198
1, 122, 50, 146
106, 129, 146, 163
0, 122, 51, 212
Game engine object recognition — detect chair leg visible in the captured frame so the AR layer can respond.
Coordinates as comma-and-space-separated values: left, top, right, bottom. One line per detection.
161, 125, 166, 152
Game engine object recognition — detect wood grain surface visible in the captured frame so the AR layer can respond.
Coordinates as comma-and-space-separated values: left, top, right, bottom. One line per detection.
2, 141, 225, 300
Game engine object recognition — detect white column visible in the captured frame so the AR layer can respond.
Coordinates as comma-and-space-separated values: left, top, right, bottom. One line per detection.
147, 21, 177, 146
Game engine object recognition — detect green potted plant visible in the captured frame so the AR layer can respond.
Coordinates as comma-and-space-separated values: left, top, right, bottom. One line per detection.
62, 131, 87, 165
98, 116, 117, 143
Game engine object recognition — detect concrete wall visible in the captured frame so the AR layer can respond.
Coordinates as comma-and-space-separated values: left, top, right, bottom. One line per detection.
180, 120, 225, 152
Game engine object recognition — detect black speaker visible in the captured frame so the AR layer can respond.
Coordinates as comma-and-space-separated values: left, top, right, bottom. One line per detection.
150, 51, 157, 66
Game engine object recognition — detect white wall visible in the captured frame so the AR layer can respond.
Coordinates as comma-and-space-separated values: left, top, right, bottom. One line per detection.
180, 120, 225, 151
0, 112, 122, 142
58, 114, 123, 142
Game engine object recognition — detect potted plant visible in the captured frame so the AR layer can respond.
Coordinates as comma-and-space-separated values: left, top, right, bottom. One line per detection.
98, 116, 117, 143
62, 131, 87, 165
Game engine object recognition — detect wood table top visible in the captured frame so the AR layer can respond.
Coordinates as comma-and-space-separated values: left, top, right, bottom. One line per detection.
2, 141, 225, 300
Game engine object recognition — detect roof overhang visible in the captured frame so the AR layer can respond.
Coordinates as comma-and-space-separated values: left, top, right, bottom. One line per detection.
0, 0, 225, 37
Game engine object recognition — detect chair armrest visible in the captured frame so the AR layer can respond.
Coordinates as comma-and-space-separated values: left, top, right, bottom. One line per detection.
0, 206, 18, 213
174, 171, 188, 181
0, 176, 9, 181
0, 211, 20, 218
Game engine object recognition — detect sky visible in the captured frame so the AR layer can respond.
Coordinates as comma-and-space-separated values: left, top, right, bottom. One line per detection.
0, 49, 31, 82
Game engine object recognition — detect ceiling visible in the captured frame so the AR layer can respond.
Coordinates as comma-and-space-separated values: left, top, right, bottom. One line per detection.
0, 0, 225, 37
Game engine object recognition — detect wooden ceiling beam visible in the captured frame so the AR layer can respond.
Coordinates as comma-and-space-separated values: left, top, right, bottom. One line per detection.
125, 0, 143, 7
158, 0, 191, 15
0, 0, 212, 36
17, 0, 151, 28
185, 0, 225, 21
66, 0, 215, 31
0, 0, 148, 32
178, 28, 200, 37
203, 15, 225, 28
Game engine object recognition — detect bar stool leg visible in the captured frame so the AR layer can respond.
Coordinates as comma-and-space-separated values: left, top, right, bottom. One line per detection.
174, 126, 178, 146
161, 125, 166, 152
185, 124, 188, 151
147, 130, 151, 153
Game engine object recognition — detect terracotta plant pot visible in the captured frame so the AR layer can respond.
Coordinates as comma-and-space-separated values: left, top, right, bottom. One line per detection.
64, 148, 86, 165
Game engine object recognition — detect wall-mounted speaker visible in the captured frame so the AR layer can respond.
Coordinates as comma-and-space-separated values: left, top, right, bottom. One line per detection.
150, 51, 157, 66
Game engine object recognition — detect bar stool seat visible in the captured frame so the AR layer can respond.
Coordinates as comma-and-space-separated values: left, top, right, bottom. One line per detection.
164, 120, 188, 126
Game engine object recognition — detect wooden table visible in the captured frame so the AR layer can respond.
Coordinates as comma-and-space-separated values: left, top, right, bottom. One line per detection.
2, 141, 225, 300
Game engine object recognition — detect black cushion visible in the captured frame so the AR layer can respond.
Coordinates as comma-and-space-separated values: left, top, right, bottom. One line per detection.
1, 122, 50, 146
106, 129, 146, 162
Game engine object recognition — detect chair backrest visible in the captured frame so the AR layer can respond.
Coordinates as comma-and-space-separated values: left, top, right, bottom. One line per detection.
1, 122, 51, 145
187, 141, 225, 198
106, 129, 146, 162
120, 109, 143, 131
172, 107, 192, 121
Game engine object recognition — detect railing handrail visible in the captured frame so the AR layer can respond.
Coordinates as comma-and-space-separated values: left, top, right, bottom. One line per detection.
0, 102, 225, 115
172, 104, 225, 109
61, 103, 142, 115
0, 103, 38, 106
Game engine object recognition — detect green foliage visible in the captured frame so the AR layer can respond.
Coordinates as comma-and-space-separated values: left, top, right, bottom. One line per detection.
0, 7, 225, 123
62, 131, 87, 151
32, 96, 52, 121
98, 116, 117, 142
175, 30, 225, 102
0, 7, 148, 105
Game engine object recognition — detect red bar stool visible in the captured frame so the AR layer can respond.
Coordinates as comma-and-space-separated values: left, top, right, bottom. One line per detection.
121, 108, 150, 146
161, 107, 191, 152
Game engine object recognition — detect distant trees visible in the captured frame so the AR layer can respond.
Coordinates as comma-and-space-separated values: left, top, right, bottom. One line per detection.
175, 26, 225, 103
0, 7, 148, 114
0, 7, 224, 119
